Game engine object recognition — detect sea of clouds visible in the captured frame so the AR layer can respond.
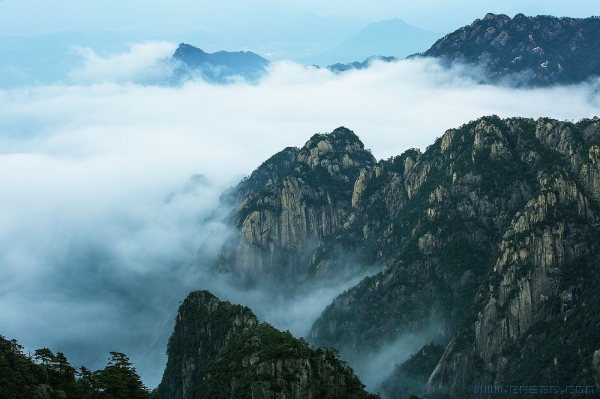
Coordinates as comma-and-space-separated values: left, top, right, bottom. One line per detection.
0, 41, 598, 389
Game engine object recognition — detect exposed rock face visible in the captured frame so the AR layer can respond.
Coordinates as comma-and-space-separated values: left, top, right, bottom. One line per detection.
156, 291, 259, 399
298, 117, 600, 398
425, 118, 600, 398
217, 127, 377, 284
210, 117, 600, 398
156, 290, 378, 399
423, 13, 600, 86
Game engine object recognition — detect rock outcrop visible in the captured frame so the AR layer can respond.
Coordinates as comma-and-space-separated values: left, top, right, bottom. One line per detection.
423, 13, 600, 86
216, 127, 376, 285
300, 117, 600, 398
209, 116, 600, 398
156, 290, 378, 399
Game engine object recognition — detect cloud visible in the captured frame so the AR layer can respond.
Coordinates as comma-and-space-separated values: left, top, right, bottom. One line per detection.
0, 48, 598, 389
68, 42, 177, 84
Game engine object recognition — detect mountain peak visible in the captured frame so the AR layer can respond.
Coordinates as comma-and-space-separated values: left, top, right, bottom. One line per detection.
158, 290, 379, 399
171, 43, 269, 84
299, 127, 374, 172
424, 13, 600, 86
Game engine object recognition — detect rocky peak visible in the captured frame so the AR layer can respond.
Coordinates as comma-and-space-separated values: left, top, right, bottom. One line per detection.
423, 14, 600, 85
215, 127, 376, 284
157, 291, 258, 399
173, 43, 208, 64
157, 291, 378, 399
297, 127, 375, 178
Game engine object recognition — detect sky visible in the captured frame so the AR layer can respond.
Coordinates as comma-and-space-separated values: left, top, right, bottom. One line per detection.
1, 0, 599, 36
1, 0, 600, 393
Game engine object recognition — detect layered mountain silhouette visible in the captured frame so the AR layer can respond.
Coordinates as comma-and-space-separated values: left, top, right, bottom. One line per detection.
171, 43, 270, 84
304, 18, 442, 66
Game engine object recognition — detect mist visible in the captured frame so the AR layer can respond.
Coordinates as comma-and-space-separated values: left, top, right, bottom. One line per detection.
0, 42, 599, 389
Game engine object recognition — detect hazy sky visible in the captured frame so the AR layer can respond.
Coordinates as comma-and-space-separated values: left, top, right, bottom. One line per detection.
1, 0, 600, 393
1, 0, 599, 36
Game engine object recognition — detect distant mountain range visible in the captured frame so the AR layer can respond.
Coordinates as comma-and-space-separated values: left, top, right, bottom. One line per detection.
174, 13, 600, 87
423, 13, 600, 86
304, 18, 442, 66
326, 56, 398, 73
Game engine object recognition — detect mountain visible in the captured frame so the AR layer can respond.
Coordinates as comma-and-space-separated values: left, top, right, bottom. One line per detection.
422, 13, 600, 86
216, 127, 377, 286
214, 117, 600, 398
171, 43, 270, 84
303, 18, 442, 66
156, 290, 378, 399
326, 56, 398, 73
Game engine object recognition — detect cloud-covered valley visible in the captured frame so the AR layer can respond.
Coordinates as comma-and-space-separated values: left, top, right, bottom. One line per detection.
0, 42, 598, 389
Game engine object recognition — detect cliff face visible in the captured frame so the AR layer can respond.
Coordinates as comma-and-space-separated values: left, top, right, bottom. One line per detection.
217, 127, 377, 284
156, 290, 378, 399
423, 13, 600, 86
427, 120, 600, 397
301, 117, 600, 397
156, 291, 259, 399
208, 117, 600, 398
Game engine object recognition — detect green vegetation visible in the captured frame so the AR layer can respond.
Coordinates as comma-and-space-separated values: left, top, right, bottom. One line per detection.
0, 335, 155, 399
381, 343, 446, 399
158, 290, 379, 399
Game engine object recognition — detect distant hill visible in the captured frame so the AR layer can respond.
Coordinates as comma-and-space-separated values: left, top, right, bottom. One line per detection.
171, 43, 270, 84
423, 13, 600, 86
326, 55, 398, 73
303, 18, 442, 66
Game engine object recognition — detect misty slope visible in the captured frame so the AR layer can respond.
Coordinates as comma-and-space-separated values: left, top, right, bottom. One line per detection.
212, 117, 600, 398
304, 18, 442, 66
423, 13, 600, 86
171, 43, 270, 84
156, 290, 378, 399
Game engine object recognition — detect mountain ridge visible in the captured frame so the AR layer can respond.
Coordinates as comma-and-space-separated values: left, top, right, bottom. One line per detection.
422, 13, 600, 86
171, 43, 270, 84
211, 116, 600, 398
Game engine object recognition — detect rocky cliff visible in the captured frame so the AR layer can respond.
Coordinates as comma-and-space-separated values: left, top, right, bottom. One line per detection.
301, 117, 600, 397
210, 117, 600, 398
216, 127, 376, 285
422, 13, 600, 86
427, 119, 600, 397
156, 290, 378, 399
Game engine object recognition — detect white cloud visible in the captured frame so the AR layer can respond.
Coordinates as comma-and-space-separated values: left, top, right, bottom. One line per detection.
68, 42, 177, 84
0, 51, 598, 389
